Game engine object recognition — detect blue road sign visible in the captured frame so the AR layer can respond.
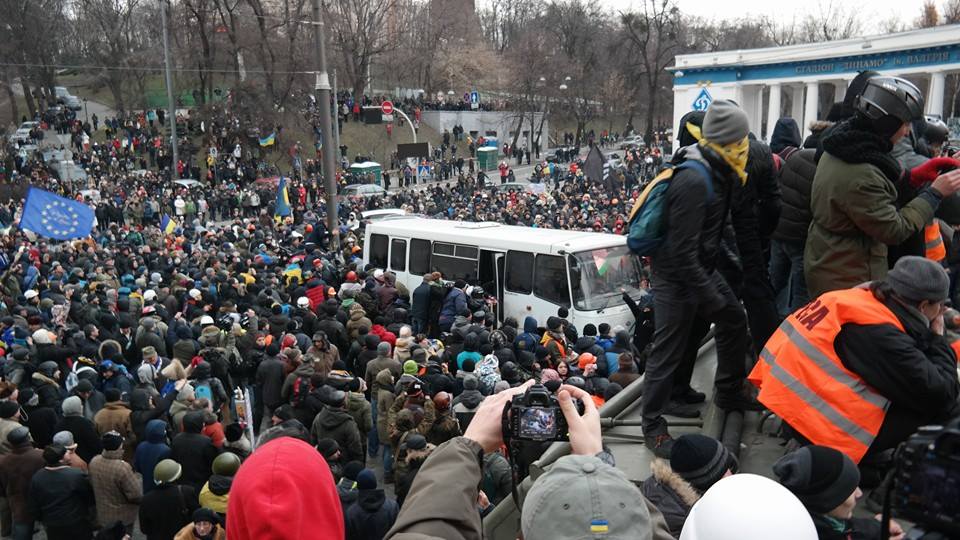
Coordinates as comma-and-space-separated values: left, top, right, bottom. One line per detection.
692, 88, 713, 111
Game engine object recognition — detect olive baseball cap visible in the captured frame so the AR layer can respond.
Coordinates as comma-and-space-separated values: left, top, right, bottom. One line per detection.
521, 454, 658, 539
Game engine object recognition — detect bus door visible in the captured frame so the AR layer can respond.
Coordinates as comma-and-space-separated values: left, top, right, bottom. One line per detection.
479, 249, 505, 323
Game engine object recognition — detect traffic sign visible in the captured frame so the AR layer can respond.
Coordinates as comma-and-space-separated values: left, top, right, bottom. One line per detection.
692, 88, 713, 112
470, 91, 480, 104
381, 101, 394, 115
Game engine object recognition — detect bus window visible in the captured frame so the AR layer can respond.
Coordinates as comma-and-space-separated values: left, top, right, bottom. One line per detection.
410, 239, 431, 275
505, 250, 533, 294
456, 245, 479, 259
370, 234, 388, 268
433, 242, 478, 283
534, 254, 570, 307
390, 239, 407, 272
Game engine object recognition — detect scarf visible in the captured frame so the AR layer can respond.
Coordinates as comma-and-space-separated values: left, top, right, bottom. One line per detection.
685, 122, 749, 185
820, 119, 902, 182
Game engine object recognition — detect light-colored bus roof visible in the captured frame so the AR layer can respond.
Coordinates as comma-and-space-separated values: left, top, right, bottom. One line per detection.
367, 218, 626, 255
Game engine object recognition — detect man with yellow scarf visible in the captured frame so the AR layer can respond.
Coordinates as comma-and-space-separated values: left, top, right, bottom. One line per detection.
642, 100, 762, 458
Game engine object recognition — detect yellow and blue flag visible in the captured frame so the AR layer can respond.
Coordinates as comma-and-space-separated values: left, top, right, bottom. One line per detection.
259, 132, 276, 147
161, 214, 177, 235
19, 187, 94, 240
283, 262, 302, 285
275, 176, 292, 221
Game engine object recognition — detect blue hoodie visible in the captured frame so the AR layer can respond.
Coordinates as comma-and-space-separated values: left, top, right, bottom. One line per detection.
134, 419, 171, 493
513, 316, 540, 353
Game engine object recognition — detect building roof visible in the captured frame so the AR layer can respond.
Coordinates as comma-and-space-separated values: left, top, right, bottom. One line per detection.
671, 24, 960, 71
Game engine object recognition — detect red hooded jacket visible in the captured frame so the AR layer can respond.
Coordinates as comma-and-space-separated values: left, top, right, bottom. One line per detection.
227, 437, 343, 539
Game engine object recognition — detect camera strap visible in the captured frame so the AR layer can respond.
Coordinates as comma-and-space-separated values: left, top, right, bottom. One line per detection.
501, 401, 524, 511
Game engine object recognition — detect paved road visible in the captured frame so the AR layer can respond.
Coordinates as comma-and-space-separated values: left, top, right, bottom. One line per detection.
12, 79, 116, 126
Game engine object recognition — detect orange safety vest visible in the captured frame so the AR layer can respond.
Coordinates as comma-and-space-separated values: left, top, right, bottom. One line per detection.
748, 288, 903, 463
924, 222, 946, 262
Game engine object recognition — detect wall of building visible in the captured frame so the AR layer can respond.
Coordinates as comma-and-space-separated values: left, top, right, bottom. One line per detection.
420, 111, 548, 148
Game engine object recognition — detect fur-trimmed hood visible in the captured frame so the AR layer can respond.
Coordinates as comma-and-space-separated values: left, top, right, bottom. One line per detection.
650, 458, 701, 507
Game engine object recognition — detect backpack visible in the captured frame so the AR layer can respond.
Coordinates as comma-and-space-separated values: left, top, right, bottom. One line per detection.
626, 160, 713, 256
193, 380, 213, 402
291, 375, 312, 408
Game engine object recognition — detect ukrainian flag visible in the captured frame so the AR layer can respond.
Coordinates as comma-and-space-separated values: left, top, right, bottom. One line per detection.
259, 132, 276, 147
275, 176, 291, 222
283, 263, 302, 285
161, 214, 177, 235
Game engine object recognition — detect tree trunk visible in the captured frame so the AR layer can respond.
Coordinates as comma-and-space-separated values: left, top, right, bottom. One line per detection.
22, 82, 36, 119
2, 69, 19, 125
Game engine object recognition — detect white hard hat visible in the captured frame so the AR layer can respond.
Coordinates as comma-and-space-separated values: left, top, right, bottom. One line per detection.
189, 288, 202, 300
200, 316, 215, 326
143, 290, 157, 302
680, 474, 816, 540
297, 297, 310, 308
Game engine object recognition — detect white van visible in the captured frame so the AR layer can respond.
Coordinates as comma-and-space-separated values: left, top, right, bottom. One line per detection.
363, 218, 644, 332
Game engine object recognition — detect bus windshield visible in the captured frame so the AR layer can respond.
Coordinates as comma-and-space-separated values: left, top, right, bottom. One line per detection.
568, 247, 644, 311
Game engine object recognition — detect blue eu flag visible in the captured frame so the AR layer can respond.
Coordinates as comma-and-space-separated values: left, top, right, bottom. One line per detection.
19, 187, 95, 240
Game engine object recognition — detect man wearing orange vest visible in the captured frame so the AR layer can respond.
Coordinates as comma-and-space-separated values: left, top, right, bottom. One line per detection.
749, 256, 960, 465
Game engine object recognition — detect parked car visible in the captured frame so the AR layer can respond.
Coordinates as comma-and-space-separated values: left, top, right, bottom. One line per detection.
604, 152, 624, 169
362, 208, 408, 224
64, 95, 82, 111
619, 135, 645, 149
11, 121, 39, 143
489, 182, 537, 193
341, 184, 387, 198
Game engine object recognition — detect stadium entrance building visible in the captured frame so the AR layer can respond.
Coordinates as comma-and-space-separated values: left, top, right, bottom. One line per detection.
668, 24, 960, 146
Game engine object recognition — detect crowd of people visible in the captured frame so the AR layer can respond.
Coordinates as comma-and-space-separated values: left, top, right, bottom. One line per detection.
0, 66, 956, 540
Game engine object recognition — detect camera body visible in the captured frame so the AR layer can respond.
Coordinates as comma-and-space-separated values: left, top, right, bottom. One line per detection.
893, 422, 960, 536
504, 384, 582, 443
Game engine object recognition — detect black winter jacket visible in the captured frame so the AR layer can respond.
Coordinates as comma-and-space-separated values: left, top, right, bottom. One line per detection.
54, 415, 102, 464
138, 483, 199, 540
772, 148, 818, 244
28, 466, 94, 527
835, 291, 960, 453
650, 145, 736, 312
640, 459, 701, 539
345, 488, 400, 540
169, 416, 218, 493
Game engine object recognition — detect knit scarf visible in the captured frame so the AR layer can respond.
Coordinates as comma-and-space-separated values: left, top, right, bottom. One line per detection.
821, 120, 903, 182
685, 122, 749, 185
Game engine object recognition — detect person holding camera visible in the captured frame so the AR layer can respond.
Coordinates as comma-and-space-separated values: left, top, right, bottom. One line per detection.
385, 380, 675, 540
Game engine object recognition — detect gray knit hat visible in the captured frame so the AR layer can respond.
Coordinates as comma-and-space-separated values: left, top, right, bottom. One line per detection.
702, 100, 750, 145
886, 255, 949, 303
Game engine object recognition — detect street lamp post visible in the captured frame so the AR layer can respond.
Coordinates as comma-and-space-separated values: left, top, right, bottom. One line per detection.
310, 0, 338, 242
83, 98, 88, 124
160, 0, 180, 181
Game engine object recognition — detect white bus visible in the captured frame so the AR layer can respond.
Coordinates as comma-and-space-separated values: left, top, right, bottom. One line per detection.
362, 218, 645, 332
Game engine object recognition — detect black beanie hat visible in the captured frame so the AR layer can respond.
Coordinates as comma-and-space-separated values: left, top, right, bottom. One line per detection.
342, 461, 364, 481
773, 445, 860, 514
0, 400, 19, 419
670, 434, 737, 492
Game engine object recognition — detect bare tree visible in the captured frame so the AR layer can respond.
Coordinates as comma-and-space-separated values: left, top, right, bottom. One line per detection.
798, 0, 862, 42
621, 0, 682, 138
324, 0, 398, 98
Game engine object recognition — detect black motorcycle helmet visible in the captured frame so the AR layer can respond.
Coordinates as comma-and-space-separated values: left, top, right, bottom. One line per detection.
923, 118, 950, 147
854, 76, 924, 139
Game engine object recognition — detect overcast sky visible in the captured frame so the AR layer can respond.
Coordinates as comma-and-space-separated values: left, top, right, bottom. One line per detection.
600, 0, 932, 33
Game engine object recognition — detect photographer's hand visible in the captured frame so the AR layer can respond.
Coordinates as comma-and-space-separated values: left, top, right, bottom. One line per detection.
558, 384, 602, 456
463, 380, 533, 453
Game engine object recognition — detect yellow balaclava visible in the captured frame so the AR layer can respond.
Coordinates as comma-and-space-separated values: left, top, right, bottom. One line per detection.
686, 122, 749, 185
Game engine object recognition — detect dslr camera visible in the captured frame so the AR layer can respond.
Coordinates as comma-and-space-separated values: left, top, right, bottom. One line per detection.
503, 384, 582, 443
891, 421, 960, 538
